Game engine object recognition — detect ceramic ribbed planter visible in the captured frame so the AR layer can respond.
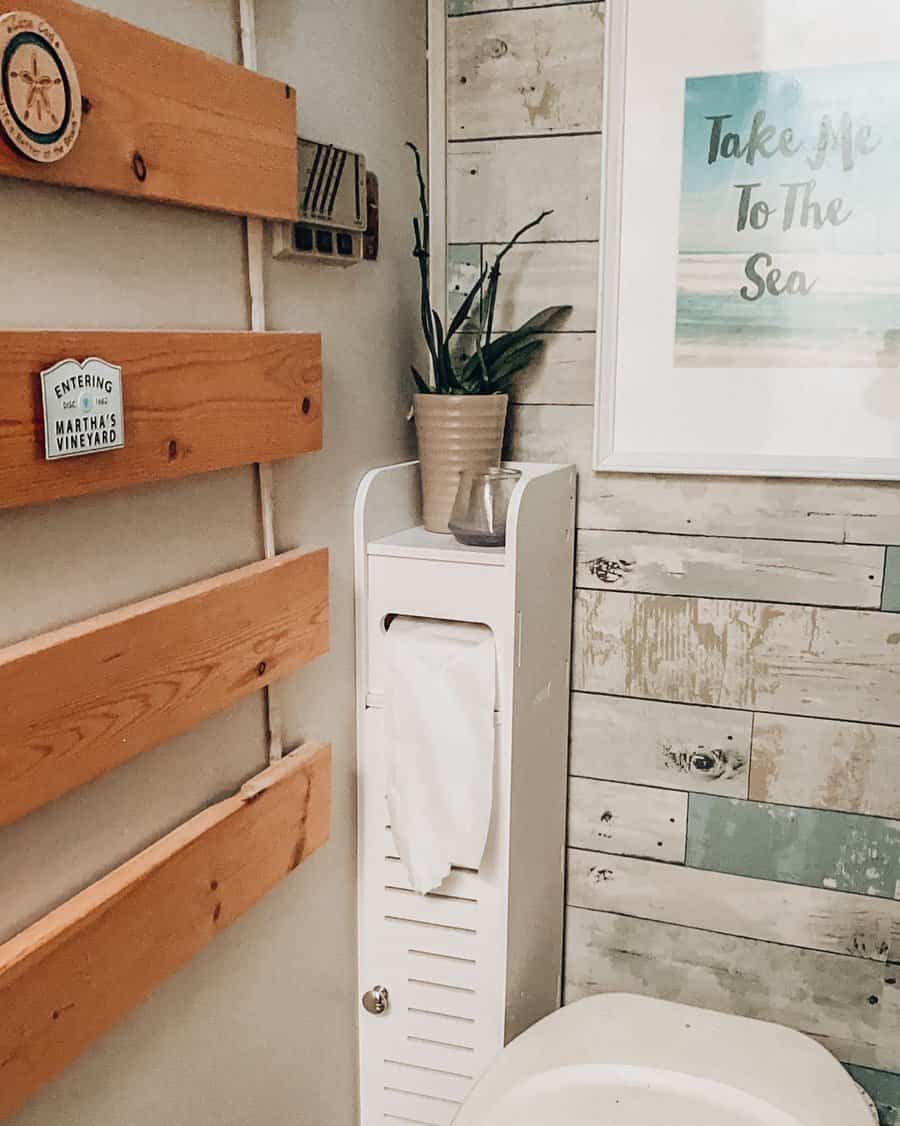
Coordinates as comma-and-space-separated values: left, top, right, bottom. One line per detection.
414, 393, 508, 534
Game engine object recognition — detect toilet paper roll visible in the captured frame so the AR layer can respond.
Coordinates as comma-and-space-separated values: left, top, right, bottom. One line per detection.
383, 616, 496, 895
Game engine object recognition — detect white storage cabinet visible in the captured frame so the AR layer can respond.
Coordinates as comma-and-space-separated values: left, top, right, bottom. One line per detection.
354, 461, 576, 1126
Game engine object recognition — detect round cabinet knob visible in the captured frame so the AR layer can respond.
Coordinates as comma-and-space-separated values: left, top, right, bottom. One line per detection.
362, 985, 390, 1015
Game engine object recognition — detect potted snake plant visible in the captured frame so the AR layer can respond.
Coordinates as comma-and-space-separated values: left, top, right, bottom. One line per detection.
407, 142, 571, 533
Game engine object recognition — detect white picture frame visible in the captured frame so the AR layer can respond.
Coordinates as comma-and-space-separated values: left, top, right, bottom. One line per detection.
593, 0, 900, 479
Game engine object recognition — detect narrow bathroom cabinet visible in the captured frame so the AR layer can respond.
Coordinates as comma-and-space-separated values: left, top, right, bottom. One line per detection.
354, 460, 576, 1125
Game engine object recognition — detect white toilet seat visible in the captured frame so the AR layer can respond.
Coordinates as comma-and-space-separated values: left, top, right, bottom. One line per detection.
453, 994, 878, 1125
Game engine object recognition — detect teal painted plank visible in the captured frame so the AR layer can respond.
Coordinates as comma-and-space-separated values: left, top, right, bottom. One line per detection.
686, 795, 900, 899
847, 1063, 900, 1125
884, 547, 900, 613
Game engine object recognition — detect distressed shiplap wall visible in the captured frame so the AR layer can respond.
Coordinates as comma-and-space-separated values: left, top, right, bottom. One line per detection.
446, 1, 900, 1121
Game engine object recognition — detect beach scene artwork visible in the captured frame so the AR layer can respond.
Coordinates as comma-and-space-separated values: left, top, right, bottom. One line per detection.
676, 62, 900, 368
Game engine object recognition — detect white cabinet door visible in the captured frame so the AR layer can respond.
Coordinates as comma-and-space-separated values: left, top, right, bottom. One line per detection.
358, 707, 508, 1126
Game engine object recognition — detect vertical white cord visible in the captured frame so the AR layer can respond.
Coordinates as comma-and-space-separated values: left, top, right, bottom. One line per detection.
239, 0, 283, 761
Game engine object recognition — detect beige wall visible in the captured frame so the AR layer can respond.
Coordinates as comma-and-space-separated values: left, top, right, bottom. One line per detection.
0, 2, 424, 1123
446, 2, 900, 1120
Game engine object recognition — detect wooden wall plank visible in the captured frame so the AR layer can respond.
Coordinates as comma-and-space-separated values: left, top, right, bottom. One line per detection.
450, 0, 592, 13
567, 848, 900, 962
448, 4, 605, 139
0, 548, 329, 827
508, 404, 900, 545
573, 590, 900, 726
846, 1065, 900, 1125
687, 795, 900, 900
448, 244, 483, 321
569, 692, 751, 798
0, 331, 322, 511
885, 547, 900, 612
0, 743, 331, 1120
449, 136, 602, 242
483, 242, 597, 332
568, 778, 687, 862
750, 714, 900, 819
0, 0, 298, 219
564, 908, 900, 1073
576, 530, 884, 609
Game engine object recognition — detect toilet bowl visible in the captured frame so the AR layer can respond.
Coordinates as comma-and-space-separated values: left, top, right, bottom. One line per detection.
453, 994, 878, 1125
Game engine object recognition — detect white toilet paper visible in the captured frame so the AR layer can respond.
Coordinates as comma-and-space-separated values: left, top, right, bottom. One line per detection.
383, 616, 496, 895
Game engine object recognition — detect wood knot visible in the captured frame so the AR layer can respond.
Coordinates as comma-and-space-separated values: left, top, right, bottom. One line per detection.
301, 396, 311, 415
212, 902, 222, 923
167, 438, 178, 461
81, 95, 92, 115
257, 660, 267, 676
132, 151, 148, 182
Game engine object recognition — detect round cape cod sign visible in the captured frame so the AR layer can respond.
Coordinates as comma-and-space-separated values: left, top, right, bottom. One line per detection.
0, 10, 80, 162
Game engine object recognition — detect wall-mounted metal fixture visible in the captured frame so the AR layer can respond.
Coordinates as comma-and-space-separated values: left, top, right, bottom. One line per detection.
273, 137, 377, 266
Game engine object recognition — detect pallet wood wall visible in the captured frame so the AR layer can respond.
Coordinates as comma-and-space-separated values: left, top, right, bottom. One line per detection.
447, 2, 900, 1119
0, 0, 298, 219
0, 742, 331, 1121
0, 331, 322, 510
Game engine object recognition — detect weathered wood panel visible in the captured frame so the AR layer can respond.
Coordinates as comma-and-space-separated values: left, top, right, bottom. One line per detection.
450, 0, 591, 12
750, 714, 900, 819
0, 331, 322, 511
508, 404, 900, 545
448, 4, 605, 140
576, 530, 884, 608
448, 244, 483, 321
0, 744, 331, 1120
885, 548, 900, 612
448, 136, 602, 242
574, 590, 900, 726
483, 242, 597, 332
687, 796, 900, 900
0, 0, 298, 220
565, 908, 900, 1072
0, 548, 329, 827
568, 778, 686, 861
567, 848, 900, 961
569, 692, 751, 798
847, 1065, 900, 1125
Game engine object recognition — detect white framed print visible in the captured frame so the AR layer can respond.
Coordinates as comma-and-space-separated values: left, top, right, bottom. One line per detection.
594, 0, 900, 479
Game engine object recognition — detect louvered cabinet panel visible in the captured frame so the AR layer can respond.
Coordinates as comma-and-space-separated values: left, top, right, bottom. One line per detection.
359, 706, 506, 1124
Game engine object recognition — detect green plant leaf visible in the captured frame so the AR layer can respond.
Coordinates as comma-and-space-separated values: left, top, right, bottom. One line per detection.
411, 365, 431, 394
460, 305, 571, 384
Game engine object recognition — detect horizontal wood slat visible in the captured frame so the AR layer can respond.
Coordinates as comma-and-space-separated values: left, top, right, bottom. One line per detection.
750, 714, 900, 819
509, 404, 900, 545
576, 530, 884, 609
0, 0, 298, 219
569, 692, 752, 798
568, 777, 687, 862
0, 548, 329, 827
448, 4, 605, 139
0, 331, 321, 511
686, 795, 900, 900
567, 848, 900, 963
574, 590, 900, 726
0, 743, 331, 1120
448, 136, 602, 242
565, 907, 900, 1073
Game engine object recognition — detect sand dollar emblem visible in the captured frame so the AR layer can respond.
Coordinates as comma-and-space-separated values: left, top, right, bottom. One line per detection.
0, 11, 81, 162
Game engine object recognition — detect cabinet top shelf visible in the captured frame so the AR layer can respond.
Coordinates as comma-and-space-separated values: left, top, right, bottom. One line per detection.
368, 526, 506, 566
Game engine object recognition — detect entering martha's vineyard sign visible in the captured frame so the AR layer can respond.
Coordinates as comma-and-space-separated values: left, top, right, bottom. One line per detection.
40, 357, 124, 460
